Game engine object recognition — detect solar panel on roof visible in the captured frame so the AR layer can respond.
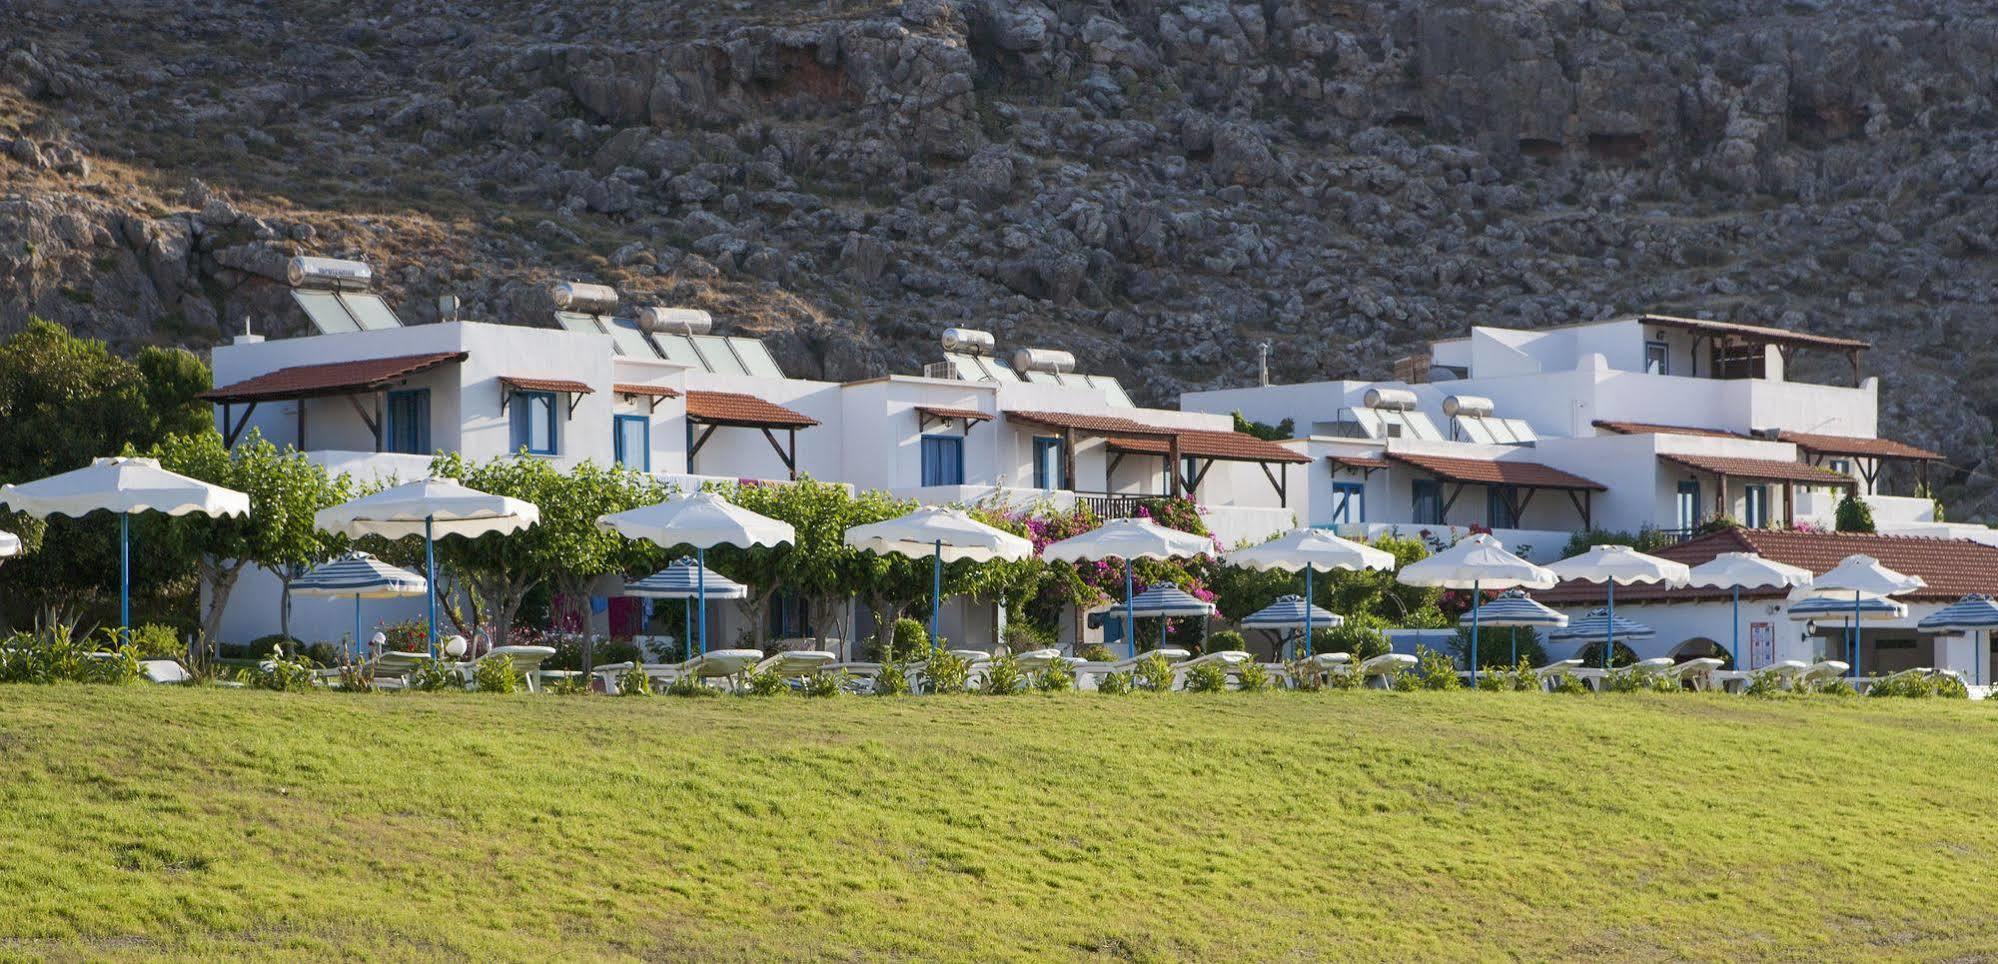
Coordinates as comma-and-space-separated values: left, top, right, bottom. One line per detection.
1502, 418, 1538, 443
604, 316, 661, 358
728, 338, 786, 378
653, 332, 705, 368
337, 292, 403, 331
1088, 375, 1135, 407
554, 311, 604, 336
1399, 411, 1443, 441
292, 290, 361, 334
691, 335, 750, 376
1455, 415, 1496, 444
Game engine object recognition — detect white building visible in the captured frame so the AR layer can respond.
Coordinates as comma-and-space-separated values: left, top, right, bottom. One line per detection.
201, 267, 1307, 650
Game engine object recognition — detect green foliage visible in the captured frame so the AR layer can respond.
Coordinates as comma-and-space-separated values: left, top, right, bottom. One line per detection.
1604, 664, 1678, 694
1413, 647, 1462, 690
247, 647, 315, 692
333, 662, 377, 693
1206, 629, 1247, 654
663, 675, 719, 698
1183, 661, 1229, 693
1869, 672, 1968, 699
1744, 669, 1789, 698
872, 663, 911, 696
1476, 659, 1540, 692
1236, 660, 1271, 692
1813, 677, 1858, 697
919, 647, 972, 694
716, 478, 920, 651
1001, 621, 1052, 654
544, 674, 592, 696
0, 611, 138, 685
408, 659, 461, 693
1575, 640, 1640, 669
1134, 652, 1174, 692
892, 618, 929, 662
1547, 671, 1589, 695
470, 657, 525, 694
1835, 494, 1877, 533
541, 635, 642, 672
617, 664, 654, 697
744, 668, 789, 696
1450, 624, 1546, 670
1387, 665, 1420, 691
1033, 657, 1074, 692
1319, 614, 1391, 661
801, 671, 845, 698
1097, 670, 1135, 695
128, 624, 184, 661
1697, 515, 1741, 535
1561, 527, 1678, 558
1231, 411, 1294, 441
1077, 643, 1115, 662
981, 654, 1026, 694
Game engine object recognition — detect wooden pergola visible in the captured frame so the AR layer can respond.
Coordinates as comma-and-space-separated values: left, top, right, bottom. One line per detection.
198, 351, 469, 450
684, 390, 820, 480
1385, 452, 1607, 529
1003, 409, 1310, 505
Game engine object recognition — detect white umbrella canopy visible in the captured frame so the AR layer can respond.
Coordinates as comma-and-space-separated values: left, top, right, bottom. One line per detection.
1685, 552, 1814, 670
1226, 527, 1393, 658
599, 491, 795, 657
597, 491, 794, 550
315, 476, 539, 657
0, 456, 250, 637
1242, 595, 1342, 630
0, 530, 19, 558
1397, 534, 1554, 682
1545, 545, 1691, 587
1797, 554, 1926, 599
1043, 518, 1214, 658
844, 505, 1032, 648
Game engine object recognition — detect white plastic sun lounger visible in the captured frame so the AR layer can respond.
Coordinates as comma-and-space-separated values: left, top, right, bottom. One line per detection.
1799, 660, 1851, 687
1531, 658, 1583, 692
459, 645, 558, 692
1069, 648, 1191, 691
1667, 657, 1725, 690
597, 648, 766, 693
139, 659, 191, 684
1358, 652, 1417, 688
751, 650, 838, 684
1011, 648, 1065, 672
1168, 650, 1252, 690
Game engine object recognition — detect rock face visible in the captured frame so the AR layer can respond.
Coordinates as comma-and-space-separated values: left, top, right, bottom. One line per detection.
0, 0, 1995, 512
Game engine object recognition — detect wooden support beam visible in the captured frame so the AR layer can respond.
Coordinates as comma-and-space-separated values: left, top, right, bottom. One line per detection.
1440, 482, 1464, 519
1062, 428, 1077, 493
1188, 458, 1215, 494
296, 398, 306, 451
221, 401, 260, 448
344, 393, 381, 450
1783, 480, 1796, 527
1166, 434, 1182, 498
687, 423, 720, 464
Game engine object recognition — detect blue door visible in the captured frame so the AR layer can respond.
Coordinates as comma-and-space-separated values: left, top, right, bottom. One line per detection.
613, 415, 650, 471
1032, 437, 1066, 489
385, 389, 430, 455
921, 434, 964, 486
1330, 482, 1365, 524
1412, 479, 1443, 525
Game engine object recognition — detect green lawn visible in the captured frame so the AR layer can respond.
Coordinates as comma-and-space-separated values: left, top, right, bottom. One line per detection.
3, 688, 1997, 961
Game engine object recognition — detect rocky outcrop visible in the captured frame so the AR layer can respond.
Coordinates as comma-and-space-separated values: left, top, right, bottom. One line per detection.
0, 0, 1994, 512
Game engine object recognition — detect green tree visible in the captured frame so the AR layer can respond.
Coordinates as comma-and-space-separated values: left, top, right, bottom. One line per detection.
1835, 493, 1876, 533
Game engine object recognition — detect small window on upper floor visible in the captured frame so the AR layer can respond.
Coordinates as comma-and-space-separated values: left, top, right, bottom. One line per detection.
509, 391, 558, 456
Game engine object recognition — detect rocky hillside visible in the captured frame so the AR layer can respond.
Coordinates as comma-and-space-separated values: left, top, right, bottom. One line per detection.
1, 0, 1995, 510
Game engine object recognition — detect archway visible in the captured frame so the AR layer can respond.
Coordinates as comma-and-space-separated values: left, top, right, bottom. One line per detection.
1671, 636, 1734, 670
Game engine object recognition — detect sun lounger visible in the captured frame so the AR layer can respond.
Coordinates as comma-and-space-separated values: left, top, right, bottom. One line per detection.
459, 645, 558, 692
1532, 658, 1583, 692
751, 650, 838, 687
597, 648, 767, 693
1799, 660, 1850, 688
139, 659, 191, 684
1358, 652, 1417, 689
1069, 648, 1191, 691
1667, 657, 1725, 690
1169, 650, 1252, 690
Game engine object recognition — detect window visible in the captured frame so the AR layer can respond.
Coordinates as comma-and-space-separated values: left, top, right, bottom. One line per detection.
767, 590, 813, 639
508, 390, 558, 455
1744, 484, 1769, 528
1487, 485, 1519, 529
385, 389, 430, 455
1829, 458, 1852, 477
1032, 437, 1066, 490
1676, 481, 1702, 533
1330, 482, 1365, 524
613, 415, 650, 471
1645, 340, 1670, 375
921, 434, 964, 486
1412, 479, 1444, 525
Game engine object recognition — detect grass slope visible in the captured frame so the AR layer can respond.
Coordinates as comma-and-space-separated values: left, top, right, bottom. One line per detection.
2, 688, 1996, 961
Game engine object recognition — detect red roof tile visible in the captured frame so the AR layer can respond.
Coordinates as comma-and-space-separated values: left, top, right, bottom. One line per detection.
1593, 420, 1749, 440
1537, 529, 1998, 605
684, 390, 819, 428
1775, 430, 1941, 461
1387, 452, 1606, 490
1004, 409, 1173, 436
1659, 453, 1853, 486
199, 351, 467, 403
614, 383, 682, 398
500, 376, 594, 395
916, 406, 992, 423
1005, 409, 1307, 464
1329, 453, 1390, 471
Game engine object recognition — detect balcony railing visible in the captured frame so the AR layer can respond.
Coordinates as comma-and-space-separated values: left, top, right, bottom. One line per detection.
1075, 493, 1154, 520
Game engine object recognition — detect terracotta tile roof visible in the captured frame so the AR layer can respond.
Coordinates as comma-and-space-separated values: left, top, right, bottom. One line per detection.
1387, 452, 1606, 490
1593, 420, 1749, 440
1659, 453, 1854, 486
1775, 430, 1941, 461
1104, 430, 1311, 464
1328, 453, 1390, 471
199, 351, 467, 404
1536, 529, 1998, 605
500, 376, 594, 395
613, 383, 681, 398
1636, 314, 1871, 352
1005, 409, 1307, 464
915, 405, 992, 423
684, 390, 819, 428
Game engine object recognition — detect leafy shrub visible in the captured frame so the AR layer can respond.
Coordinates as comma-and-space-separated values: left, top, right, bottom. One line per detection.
247, 646, 316, 692
1236, 660, 1271, 692
1387, 665, 1420, 692
408, 659, 461, 693
873, 662, 911, 696
618, 664, 654, 697
1560, 527, 1679, 557
1287, 659, 1325, 691
1034, 657, 1074, 692
470, 657, 525, 694
1002, 622, 1053, 654
1097, 670, 1135, 695
0, 609, 137, 685
801, 671, 845, 698
664, 675, 719, 697
378, 619, 429, 654
1414, 647, 1462, 690
545, 673, 591, 695
249, 633, 303, 657
1323, 662, 1365, 691
1077, 643, 1115, 662
1743, 668, 1789, 698
920, 647, 972, 694
1575, 640, 1639, 669
1814, 677, 1857, 697
1604, 664, 1677, 694
1450, 625, 1546, 670
1134, 652, 1174, 692
129, 624, 184, 661
1319, 615, 1390, 662
1868, 671, 1968, 699
334, 662, 376, 693
982, 654, 1026, 694
1206, 630, 1247, 654
301, 642, 343, 668
891, 618, 929, 663
1835, 493, 1876, 533
1183, 661, 1229, 693
1547, 671, 1589, 695
542, 634, 643, 672
744, 668, 789, 696
1476, 659, 1539, 692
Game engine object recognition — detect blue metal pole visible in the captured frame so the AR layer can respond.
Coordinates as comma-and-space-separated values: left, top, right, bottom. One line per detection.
1732, 586, 1742, 670
118, 512, 130, 644
1470, 578, 1480, 685
1303, 567, 1315, 659
683, 595, 692, 661
354, 594, 363, 661
930, 538, 941, 649
423, 516, 437, 659
1852, 590, 1861, 678
697, 547, 708, 657
1605, 581, 1616, 671
1124, 560, 1136, 658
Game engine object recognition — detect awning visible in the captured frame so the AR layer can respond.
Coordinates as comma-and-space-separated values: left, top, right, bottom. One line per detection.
1387, 452, 1605, 491
1636, 314, 1871, 352
1104, 430, 1310, 464
500, 375, 593, 395
613, 383, 682, 399
915, 405, 992, 423
684, 390, 819, 428
1593, 420, 1748, 440
1328, 453, 1390, 471
199, 351, 467, 404
1775, 430, 1941, 461
1659, 453, 1854, 487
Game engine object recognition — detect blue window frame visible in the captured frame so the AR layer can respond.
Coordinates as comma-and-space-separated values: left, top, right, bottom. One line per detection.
921, 434, 964, 486
385, 389, 430, 455
1644, 340, 1670, 375
1412, 479, 1444, 525
1330, 482, 1365, 524
1744, 484, 1770, 528
1487, 485, 1519, 528
767, 590, 813, 639
1032, 436, 1066, 490
508, 390, 558, 455
613, 415, 650, 471
1676, 480, 1701, 532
